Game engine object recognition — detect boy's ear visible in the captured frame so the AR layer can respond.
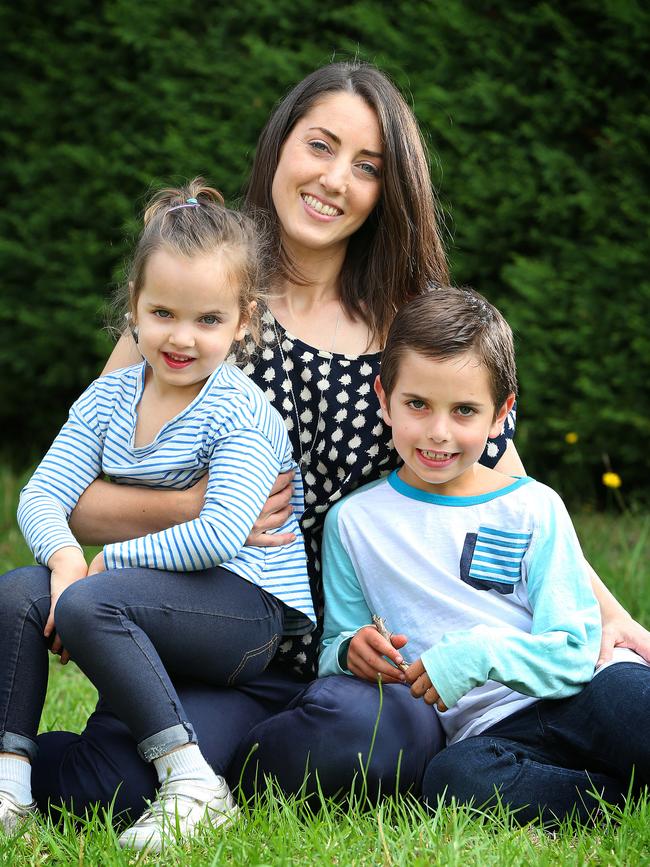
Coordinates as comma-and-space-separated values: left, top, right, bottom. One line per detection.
235, 300, 256, 341
373, 375, 392, 426
489, 393, 516, 439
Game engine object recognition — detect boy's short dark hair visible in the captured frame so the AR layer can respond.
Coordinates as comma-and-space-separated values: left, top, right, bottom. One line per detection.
380, 286, 518, 412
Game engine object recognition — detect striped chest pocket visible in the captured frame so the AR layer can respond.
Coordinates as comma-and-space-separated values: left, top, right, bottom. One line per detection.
460, 526, 531, 595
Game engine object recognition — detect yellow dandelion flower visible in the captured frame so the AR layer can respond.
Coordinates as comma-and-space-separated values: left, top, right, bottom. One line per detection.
602, 472, 622, 489
565, 432, 579, 445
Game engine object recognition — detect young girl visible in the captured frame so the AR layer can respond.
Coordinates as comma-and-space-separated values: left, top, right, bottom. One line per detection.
0, 180, 314, 849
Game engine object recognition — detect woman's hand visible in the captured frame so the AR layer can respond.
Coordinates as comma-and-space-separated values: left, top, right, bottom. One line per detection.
598, 612, 650, 667
87, 551, 106, 575
346, 626, 408, 684
405, 658, 448, 711
46, 547, 88, 665
246, 470, 297, 547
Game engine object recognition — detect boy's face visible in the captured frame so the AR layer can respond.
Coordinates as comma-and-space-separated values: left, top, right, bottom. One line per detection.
375, 350, 514, 496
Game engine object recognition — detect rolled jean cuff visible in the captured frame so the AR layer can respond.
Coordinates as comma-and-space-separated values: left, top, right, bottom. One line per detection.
0, 731, 38, 763
137, 723, 196, 762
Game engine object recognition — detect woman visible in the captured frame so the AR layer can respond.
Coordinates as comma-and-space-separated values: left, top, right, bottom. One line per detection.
32, 61, 650, 818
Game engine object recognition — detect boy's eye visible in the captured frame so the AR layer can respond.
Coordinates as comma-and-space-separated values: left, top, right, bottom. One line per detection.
200, 314, 221, 326
456, 406, 475, 417
408, 399, 426, 410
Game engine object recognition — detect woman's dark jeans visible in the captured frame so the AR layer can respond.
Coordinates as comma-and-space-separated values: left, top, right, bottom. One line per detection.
0, 565, 283, 762
422, 662, 650, 824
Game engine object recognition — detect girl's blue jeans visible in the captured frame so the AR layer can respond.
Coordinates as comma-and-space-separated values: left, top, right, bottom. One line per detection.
422, 662, 650, 824
0, 565, 283, 763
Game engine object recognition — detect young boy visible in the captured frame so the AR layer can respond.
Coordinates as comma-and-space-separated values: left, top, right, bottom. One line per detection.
319, 287, 649, 824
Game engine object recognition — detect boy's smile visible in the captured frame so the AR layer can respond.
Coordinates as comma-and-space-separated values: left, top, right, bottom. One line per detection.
375, 350, 514, 497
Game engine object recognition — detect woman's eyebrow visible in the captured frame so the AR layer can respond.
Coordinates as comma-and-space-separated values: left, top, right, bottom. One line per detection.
307, 126, 383, 158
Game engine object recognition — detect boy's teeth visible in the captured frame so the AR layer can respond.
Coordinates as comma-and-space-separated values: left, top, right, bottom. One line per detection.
421, 450, 452, 459
302, 194, 342, 216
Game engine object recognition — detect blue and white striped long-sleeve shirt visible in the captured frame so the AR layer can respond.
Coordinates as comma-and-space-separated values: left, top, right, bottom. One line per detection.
18, 361, 315, 634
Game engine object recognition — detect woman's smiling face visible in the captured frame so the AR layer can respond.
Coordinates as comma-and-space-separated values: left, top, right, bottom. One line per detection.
271, 91, 383, 259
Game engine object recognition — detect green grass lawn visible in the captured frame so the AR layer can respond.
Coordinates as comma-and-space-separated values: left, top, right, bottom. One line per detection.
1, 466, 649, 865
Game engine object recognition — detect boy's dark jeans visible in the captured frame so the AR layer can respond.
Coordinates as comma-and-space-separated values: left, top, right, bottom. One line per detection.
422, 662, 650, 824
0, 564, 283, 762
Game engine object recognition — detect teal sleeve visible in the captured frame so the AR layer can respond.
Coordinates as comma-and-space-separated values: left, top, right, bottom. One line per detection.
319, 499, 374, 677
422, 488, 602, 708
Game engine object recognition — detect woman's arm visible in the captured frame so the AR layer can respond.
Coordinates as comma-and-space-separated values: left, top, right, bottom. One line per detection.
589, 563, 650, 665
493, 441, 650, 664
101, 332, 142, 374
493, 440, 526, 476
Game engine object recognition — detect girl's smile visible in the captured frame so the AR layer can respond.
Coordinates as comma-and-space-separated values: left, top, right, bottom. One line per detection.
133, 249, 250, 399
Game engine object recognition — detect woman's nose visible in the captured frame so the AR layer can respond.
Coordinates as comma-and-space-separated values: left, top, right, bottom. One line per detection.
320, 160, 349, 194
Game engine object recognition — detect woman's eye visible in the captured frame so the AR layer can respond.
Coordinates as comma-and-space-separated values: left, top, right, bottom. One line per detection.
308, 139, 330, 154
201, 315, 220, 326
153, 309, 171, 319
358, 162, 380, 178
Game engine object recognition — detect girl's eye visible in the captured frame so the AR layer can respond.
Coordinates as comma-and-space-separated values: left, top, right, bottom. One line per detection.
153, 309, 171, 319
456, 406, 475, 417
408, 399, 426, 410
200, 315, 220, 326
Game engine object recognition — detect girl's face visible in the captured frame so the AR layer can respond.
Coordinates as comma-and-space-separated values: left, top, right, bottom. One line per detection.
133, 248, 250, 397
271, 91, 383, 260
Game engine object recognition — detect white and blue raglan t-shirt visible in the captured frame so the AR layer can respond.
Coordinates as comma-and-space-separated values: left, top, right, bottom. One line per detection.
319, 471, 602, 743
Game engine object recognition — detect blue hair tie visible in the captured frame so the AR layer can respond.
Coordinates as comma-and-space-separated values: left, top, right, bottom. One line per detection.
186, 197, 198, 205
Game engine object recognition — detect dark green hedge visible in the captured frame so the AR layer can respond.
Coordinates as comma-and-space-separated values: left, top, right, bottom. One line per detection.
1, 1, 649, 502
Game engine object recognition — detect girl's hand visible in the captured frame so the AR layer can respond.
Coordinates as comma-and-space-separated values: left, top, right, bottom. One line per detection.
46, 547, 88, 664
87, 551, 107, 576
598, 613, 650, 667
246, 470, 296, 548
406, 659, 448, 711
347, 626, 408, 684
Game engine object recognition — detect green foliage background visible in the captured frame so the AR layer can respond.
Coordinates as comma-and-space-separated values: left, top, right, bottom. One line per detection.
1, 1, 649, 501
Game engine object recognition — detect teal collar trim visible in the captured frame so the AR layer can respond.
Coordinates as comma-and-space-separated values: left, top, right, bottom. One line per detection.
387, 470, 533, 506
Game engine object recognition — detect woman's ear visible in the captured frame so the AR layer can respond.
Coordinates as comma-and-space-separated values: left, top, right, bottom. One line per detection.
489, 393, 516, 438
374, 375, 392, 426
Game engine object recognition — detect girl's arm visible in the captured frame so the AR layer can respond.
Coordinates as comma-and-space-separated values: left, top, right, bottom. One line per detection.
72, 333, 295, 547
102, 426, 284, 570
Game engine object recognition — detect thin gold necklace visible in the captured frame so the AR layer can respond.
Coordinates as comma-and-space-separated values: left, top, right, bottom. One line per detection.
272, 307, 342, 468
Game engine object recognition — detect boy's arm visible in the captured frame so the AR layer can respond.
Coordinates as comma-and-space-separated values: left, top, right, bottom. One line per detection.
417, 488, 601, 710
103, 426, 283, 571
320, 503, 406, 681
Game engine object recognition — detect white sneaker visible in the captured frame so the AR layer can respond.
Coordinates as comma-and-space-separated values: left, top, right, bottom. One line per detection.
118, 777, 239, 852
0, 793, 37, 835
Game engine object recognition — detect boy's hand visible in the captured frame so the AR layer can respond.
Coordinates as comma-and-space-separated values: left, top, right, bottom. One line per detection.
347, 626, 408, 684
406, 659, 448, 711
46, 547, 88, 664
